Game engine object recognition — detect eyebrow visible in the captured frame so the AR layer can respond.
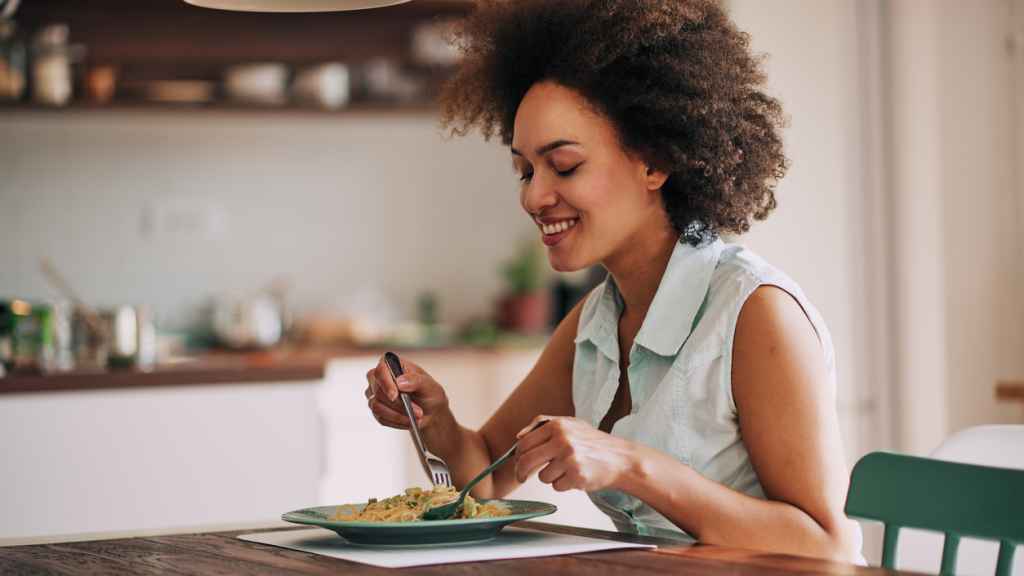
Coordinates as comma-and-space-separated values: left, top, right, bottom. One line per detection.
510, 139, 581, 157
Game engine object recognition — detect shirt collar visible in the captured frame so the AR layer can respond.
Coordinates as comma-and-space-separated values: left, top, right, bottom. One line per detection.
574, 273, 621, 361
635, 237, 723, 357
575, 237, 724, 360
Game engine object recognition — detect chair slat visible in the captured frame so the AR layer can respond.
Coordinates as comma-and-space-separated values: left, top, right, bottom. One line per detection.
996, 541, 1018, 576
882, 523, 901, 569
940, 533, 960, 575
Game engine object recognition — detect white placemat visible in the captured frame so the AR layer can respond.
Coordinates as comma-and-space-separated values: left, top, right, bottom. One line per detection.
238, 526, 656, 568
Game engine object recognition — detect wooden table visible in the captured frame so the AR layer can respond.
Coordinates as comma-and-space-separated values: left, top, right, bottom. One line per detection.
0, 522, 909, 575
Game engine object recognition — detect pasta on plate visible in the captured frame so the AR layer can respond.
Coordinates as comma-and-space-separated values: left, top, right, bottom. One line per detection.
331, 486, 511, 522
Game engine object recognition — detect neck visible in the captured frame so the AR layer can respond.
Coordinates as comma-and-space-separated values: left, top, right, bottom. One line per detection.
604, 224, 679, 321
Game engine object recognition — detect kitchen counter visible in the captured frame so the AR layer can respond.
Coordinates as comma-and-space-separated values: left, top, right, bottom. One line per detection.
0, 342, 544, 395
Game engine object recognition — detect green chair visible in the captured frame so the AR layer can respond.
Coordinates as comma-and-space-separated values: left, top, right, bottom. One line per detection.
845, 451, 1024, 576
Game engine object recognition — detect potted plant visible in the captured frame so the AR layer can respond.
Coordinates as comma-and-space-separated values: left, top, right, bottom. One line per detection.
496, 240, 550, 334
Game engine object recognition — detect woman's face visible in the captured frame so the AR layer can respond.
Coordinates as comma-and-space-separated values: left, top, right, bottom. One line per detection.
511, 81, 668, 273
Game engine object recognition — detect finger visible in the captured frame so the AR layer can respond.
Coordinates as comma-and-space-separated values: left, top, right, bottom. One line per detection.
394, 372, 427, 396
517, 414, 554, 439
515, 418, 557, 456
371, 392, 424, 419
365, 370, 375, 399
537, 461, 567, 485
516, 440, 564, 483
553, 472, 577, 492
374, 358, 400, 402
369, 396, 412, 428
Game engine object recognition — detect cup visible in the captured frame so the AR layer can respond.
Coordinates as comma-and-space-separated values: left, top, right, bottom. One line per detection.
224, 62, 288, 106
292, 62, 349, 109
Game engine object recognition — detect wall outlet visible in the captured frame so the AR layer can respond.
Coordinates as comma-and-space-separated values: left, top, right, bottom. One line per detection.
141, 196, 227, 240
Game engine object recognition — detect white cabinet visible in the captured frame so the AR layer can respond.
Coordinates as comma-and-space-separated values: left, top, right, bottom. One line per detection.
0, 381, 322, 540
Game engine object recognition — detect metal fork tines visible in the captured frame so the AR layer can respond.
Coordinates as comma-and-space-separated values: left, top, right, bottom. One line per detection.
384, 352, 453, 488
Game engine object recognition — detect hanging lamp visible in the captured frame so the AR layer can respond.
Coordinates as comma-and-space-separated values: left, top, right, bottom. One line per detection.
182, 0, 410, 12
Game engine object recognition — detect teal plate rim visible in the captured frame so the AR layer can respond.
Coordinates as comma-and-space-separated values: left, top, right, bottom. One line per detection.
281, 498, 557, 529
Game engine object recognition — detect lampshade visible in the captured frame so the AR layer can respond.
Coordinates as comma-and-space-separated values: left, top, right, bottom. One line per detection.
183, 0, 411, 12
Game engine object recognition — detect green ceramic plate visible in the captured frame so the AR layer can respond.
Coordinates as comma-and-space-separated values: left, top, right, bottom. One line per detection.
281, 499, 557, 547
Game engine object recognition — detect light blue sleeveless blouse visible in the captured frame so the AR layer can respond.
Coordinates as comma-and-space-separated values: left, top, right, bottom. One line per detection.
572, 237, 847, 544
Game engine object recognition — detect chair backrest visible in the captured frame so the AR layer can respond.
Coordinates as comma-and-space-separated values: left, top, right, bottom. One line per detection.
845, 451, 1024, 576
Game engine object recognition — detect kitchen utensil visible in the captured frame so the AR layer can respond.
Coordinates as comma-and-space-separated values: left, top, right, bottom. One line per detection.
423, 420, 548, 520
39, 258, 108, 342
384, 351, 452, 487
211, 294, 282, 349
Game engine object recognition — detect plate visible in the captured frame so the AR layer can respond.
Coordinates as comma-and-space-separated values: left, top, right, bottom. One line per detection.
281, 499, 557, 547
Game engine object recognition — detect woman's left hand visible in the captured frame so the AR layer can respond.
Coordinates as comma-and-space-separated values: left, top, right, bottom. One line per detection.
514, 416, 638, 492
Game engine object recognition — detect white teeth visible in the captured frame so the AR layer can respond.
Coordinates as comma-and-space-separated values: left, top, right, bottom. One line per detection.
540, 219, 577, 235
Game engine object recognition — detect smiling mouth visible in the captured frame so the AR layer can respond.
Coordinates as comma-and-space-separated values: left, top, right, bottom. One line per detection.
539, 218, 578, 235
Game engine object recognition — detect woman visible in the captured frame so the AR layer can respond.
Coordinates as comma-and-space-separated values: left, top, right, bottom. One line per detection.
365, 0, 863, 562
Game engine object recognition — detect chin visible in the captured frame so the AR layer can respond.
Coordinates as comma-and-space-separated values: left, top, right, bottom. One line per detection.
547, 252, 589, 273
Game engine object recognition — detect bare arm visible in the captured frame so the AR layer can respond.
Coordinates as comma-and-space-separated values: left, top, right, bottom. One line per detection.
472, 297, 582, 497
512, 286, 861, 561
366, 297, 583, 498
618, 286, 861, 560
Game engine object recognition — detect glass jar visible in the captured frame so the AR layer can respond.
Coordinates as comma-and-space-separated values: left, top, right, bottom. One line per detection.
31, 23, 72, 106
0, 299, 55, 374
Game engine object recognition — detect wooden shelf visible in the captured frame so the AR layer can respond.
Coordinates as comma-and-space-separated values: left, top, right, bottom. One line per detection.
15, 0, 475, 71
996, 380, 1024, 403
0, 100, 440, 116
5, 0, 474, 113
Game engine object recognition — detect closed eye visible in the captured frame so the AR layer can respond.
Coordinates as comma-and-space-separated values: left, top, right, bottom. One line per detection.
556, 164, 582, 177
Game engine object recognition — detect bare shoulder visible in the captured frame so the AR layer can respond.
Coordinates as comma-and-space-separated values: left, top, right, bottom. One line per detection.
731, 284, 831, 410
730, 286, 857, 557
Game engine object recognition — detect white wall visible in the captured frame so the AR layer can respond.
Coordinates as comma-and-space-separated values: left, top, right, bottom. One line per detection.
728, 0, 882, 461
887, 0, 1023, 454
0, 110, 534, 329
730, 0, 1024, 461
933, 0, 1023, 436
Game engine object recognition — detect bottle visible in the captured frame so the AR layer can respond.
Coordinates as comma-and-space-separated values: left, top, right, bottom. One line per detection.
31, 23, 72, 106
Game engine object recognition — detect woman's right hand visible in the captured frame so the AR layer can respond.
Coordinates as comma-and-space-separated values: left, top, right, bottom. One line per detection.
364, 355, 452, 434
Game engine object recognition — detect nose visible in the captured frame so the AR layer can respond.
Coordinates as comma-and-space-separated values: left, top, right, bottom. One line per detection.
520, 173, 559, 216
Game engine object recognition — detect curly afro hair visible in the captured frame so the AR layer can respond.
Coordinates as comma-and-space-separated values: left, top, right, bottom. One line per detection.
439, 0, 788, 245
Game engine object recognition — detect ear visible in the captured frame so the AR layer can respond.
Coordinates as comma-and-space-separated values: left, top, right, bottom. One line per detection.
643, 164, 669, 192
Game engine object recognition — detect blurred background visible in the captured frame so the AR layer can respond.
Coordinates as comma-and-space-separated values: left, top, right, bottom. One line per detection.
1, 0, 1022, 568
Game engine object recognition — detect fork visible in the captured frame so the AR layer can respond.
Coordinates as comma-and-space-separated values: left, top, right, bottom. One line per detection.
384, 352, 453, 488
422, 419, 547, 520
